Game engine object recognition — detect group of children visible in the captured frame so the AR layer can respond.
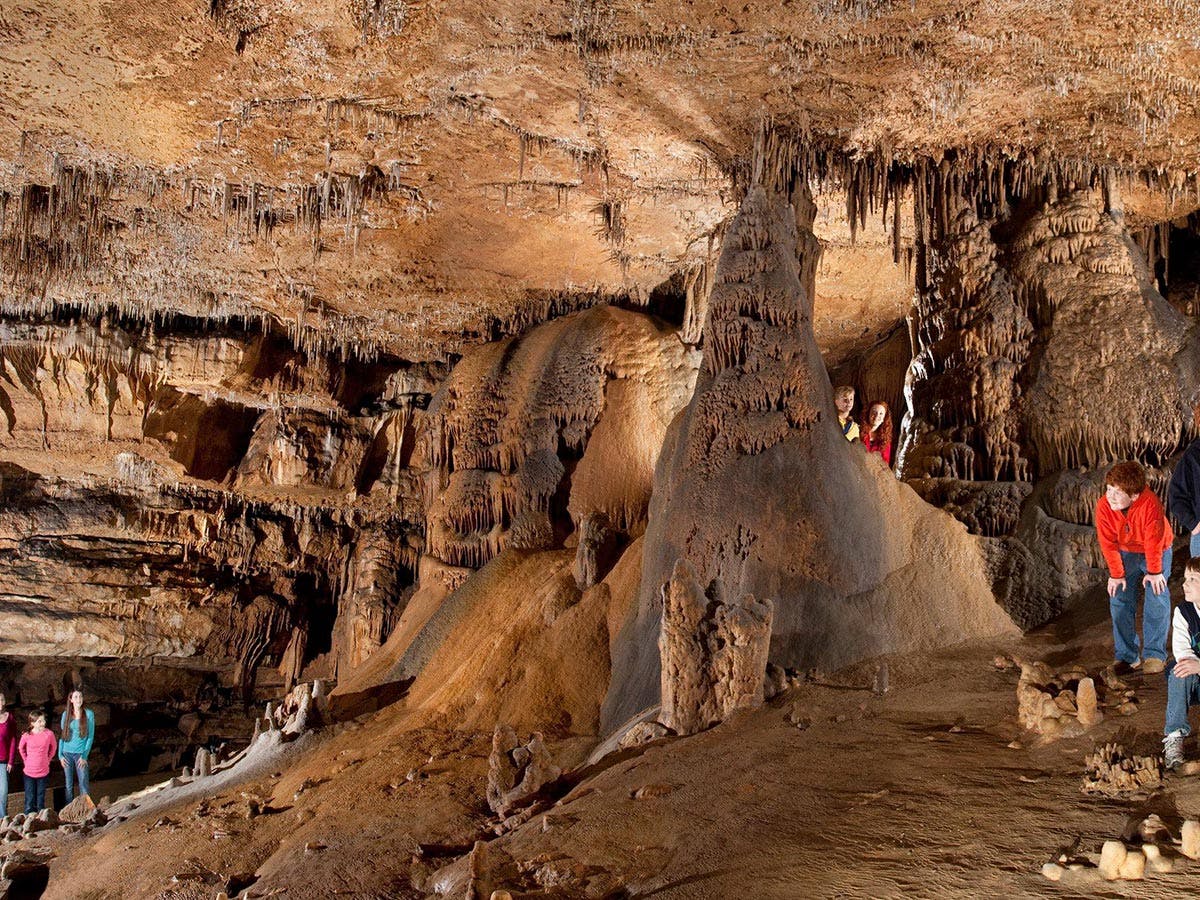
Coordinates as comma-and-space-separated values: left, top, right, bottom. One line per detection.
0, 689, 96, 815
834, 385, 895, 466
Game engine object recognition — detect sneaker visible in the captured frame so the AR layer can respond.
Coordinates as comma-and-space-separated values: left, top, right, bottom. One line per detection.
1143, 658, 1167, 675
1165, 733, 1186, 770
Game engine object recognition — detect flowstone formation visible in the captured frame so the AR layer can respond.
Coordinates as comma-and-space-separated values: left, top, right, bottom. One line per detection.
604, 174, 1014, 731
419, 305, 699, 572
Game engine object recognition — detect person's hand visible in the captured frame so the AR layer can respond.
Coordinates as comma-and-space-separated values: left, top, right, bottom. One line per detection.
1145, 572, 1168, 594
59, 758, 66, 769
1176, 657, 1200, 678
1108, 577, 1126, 598
4, 764, 9, 773
1193, 521, 1200, 535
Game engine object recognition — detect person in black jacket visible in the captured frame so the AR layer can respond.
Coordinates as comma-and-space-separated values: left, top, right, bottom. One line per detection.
1168, 396, 1200, 557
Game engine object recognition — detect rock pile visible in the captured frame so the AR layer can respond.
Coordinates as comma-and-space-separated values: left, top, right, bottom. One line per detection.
1081, 743, 1162, 796
486, 725, 561, 818
1016, 662, 1134, 740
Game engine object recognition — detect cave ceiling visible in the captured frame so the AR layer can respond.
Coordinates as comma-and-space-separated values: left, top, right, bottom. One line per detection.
2, 0, 1200, 359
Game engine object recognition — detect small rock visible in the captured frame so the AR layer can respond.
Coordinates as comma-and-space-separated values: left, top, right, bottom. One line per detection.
1006, 740, 1023, 750
1040, 862, 1063, 881
1182, 760, 1200, 776
993, 655, 1013, 670
1117, 849, 1145, 880
1053, 691, 1077, 714
1138, 814, 1169, 843
304, 841, 326, 853
1076, 678, 1102, 727
632, 784, 674, 800
1098, 840, 1127, 880
1182, 820, 1200, 859
59, 795, 95, 824
616, 721, 669, 750
1117, 701, 1139, 716
763, 663, 789, 700
1143, 843, 1172, 873
489, 892, 513, 900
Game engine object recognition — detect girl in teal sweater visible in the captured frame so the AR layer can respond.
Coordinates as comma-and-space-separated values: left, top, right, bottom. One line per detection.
59, 690, 95, 804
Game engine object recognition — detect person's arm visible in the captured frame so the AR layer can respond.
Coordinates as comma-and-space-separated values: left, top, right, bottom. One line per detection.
1169, 452, 1200, 533
82, 710, 94, 758
882, 443, 893, 466
17, 734, 26, 765
46, 733, 57, 766
1095, 502, 1125, 577
1140, 498, 1167, 575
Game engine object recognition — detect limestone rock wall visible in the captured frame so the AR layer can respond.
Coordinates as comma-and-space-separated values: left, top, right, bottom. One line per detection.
0, 313, 435, 759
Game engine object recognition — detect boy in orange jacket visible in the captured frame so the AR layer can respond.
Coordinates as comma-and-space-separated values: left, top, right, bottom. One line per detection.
1095, 461, 1175, 675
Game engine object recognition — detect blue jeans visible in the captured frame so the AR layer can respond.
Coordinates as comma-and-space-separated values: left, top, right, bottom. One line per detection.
62, 752, 89, 803
23, 775, 46, 814
1192, 532, 1200, 557
1167, 670, 1200, 735
0, 764, 8, 816
1110, 548, 1173, 663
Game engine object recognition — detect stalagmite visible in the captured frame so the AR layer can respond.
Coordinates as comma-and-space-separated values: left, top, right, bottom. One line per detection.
658, 560, 774, 736
194, 747, 212, 778
1076, 678, 1101, 727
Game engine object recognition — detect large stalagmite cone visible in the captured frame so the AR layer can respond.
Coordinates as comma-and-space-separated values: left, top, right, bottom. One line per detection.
1076, 677, 1102, 727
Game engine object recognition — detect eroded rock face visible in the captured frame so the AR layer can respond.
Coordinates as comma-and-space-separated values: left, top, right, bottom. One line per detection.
0, 313, 436, 776
603, 182, 1014, 732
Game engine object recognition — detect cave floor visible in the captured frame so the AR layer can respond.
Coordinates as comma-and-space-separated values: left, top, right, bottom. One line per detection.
32, 593, 1200, 899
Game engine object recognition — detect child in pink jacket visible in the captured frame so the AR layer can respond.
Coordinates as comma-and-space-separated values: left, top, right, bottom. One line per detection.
18, 713, 57, 814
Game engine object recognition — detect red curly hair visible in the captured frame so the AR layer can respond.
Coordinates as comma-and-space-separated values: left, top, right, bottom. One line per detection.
1105, 460, 1147, 496
860, 401, 894, 451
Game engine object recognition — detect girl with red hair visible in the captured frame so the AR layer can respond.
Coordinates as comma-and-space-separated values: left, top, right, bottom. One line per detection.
860, 401, 894, 467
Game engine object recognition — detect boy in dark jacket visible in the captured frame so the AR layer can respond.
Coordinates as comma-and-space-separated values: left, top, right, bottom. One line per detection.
1167, 400, 1200, 556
